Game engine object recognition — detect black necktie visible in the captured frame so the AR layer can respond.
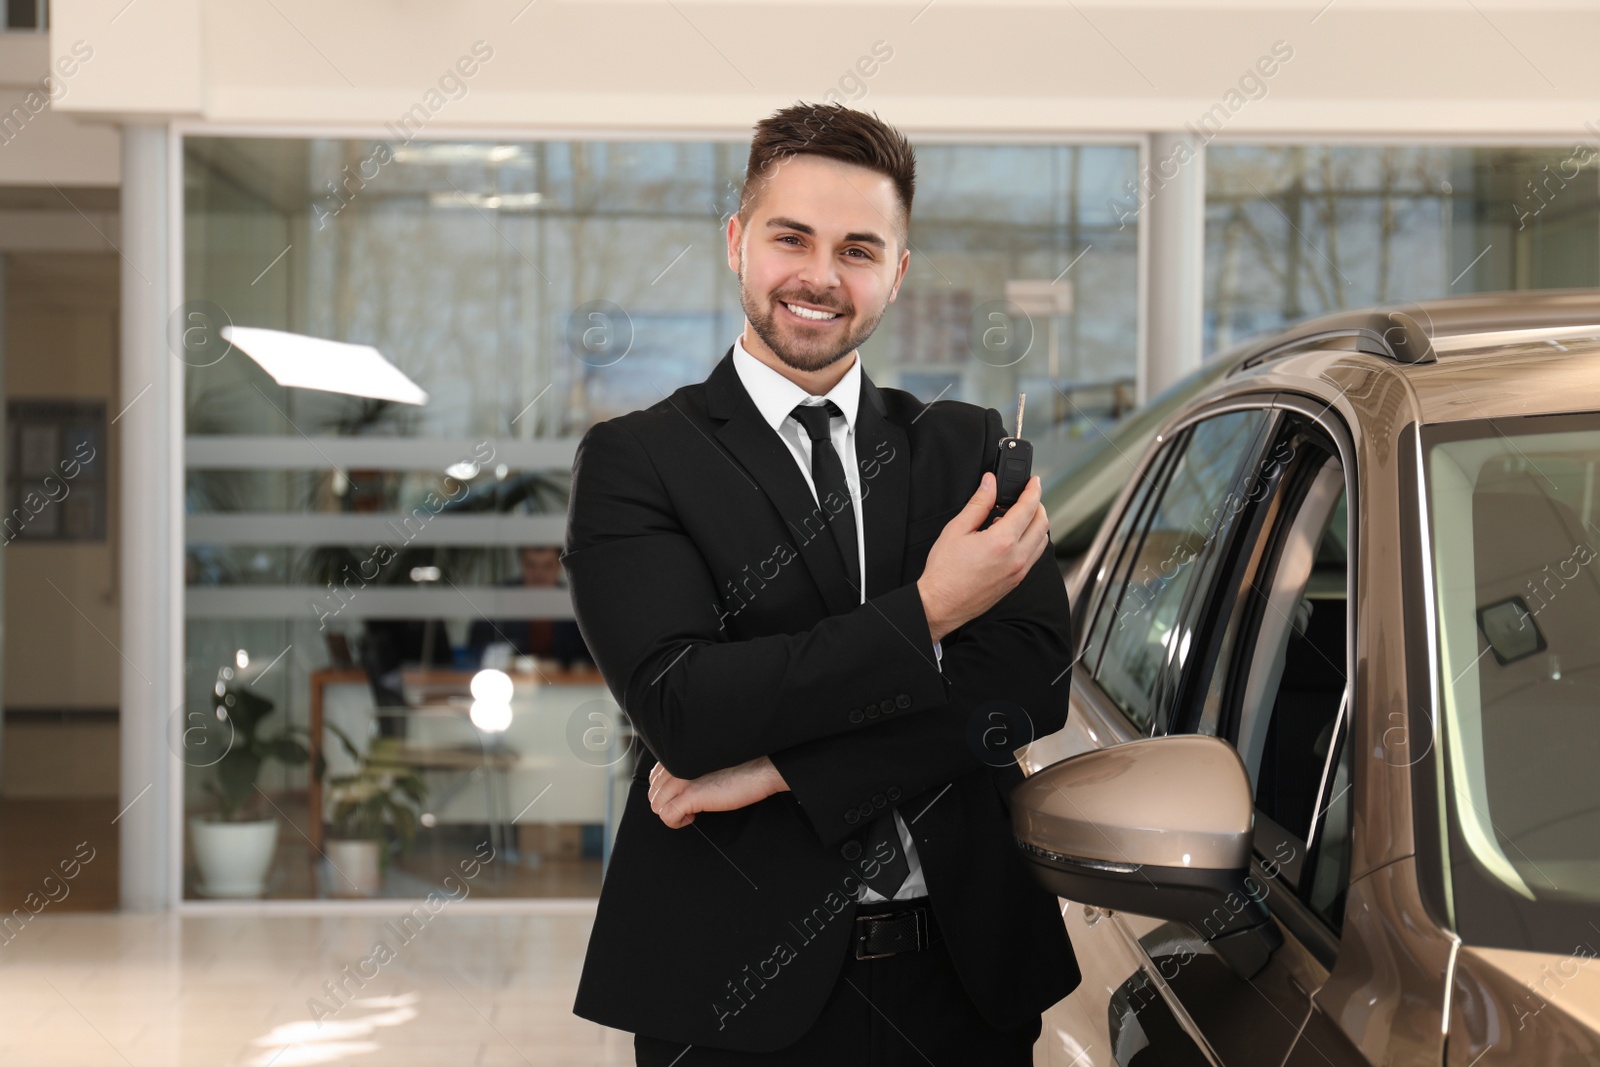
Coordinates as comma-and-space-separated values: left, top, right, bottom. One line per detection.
788, 400, 910, 899
788, 401, 860, 593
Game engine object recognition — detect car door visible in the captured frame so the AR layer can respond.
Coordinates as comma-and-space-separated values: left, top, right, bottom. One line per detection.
1138, 412, 1364, 1067
1026, 402, 1278, 1066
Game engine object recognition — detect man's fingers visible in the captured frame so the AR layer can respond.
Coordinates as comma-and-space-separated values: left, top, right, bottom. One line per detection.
990, 475, 1042, 539
659, 785, 696, 829
650, 772, 678, 813
1023, 503, 1051, 561
650, 773, 700, 829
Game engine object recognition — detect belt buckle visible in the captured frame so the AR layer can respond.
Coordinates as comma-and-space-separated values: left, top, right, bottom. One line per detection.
854, 907, 924, 960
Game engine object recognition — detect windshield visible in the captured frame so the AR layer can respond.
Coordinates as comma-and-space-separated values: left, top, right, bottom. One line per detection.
1424, 413, 1600, 953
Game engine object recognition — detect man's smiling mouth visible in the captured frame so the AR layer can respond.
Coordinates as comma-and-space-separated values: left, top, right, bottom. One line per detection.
782, 301, 842, 322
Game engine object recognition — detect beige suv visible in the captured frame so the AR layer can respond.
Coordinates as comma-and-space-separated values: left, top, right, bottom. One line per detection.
1013, 293, 1600, 1066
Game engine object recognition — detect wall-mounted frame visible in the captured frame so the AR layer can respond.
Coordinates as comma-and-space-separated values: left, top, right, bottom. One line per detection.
6, 399, 106, 542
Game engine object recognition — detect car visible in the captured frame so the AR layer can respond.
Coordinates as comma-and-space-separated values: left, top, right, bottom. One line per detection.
1041, 289, 1600, 578
1012, 291, 1600, 1066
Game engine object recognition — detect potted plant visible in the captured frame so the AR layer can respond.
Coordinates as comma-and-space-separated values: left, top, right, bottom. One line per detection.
321, 734, 429, 898
189, 671, 323, 898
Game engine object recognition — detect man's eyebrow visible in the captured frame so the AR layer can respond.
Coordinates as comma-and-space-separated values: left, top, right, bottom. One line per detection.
765, 216, 887, 251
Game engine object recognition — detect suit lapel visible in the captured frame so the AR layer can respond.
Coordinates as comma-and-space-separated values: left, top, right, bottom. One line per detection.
855, 368, 909, 604
705, 346, 909, 615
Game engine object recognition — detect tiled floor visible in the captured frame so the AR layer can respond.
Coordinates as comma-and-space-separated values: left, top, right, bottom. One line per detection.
0, 910, 635, 1066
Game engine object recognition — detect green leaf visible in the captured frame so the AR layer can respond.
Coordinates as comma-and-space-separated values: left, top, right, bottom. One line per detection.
324, 721, 363, 762
261, 736, 308, 765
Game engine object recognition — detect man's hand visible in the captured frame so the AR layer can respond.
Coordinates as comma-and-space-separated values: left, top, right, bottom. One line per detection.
648, 755, 790, 829
917, 470, 1050, 643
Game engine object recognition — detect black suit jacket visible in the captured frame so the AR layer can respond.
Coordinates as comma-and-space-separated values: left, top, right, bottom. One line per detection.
563, 346, 1080, 1052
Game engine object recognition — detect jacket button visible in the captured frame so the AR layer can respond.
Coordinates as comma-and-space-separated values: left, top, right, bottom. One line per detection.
879, 699, 894, 715
887, 786, 901, 801
872, 793, 886, 808
865, 704, 880, 719
841, 841, 862, 861
845, 809, 860, 825
895, 693, 911, 709
848, 708, 864, 724
858, 802, 874, 817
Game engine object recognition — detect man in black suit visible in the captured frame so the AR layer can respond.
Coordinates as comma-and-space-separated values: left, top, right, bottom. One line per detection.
563, 102, 1079, 1064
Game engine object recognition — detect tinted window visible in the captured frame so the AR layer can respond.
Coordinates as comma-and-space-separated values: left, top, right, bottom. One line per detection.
1078, 445, 1175, 679
1094, 410, 1267, 732
1225, 435, 1353, 935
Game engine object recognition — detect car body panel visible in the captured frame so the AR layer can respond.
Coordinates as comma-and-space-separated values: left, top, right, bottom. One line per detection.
1406, 342, 1600, 423
1288, 857, 1453, 1066
1446, 943, 1600, 1064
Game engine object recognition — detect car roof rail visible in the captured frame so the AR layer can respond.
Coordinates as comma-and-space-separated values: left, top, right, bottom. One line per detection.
1237, 310, 1437, 369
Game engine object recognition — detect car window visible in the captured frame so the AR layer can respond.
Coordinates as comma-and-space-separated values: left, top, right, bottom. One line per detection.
1077, 443, 1177, 680
1223, 431, 1354, 937
1092, 409, 1270, 734
1307, 707, 1353, 932
1423, 413, 1600, 956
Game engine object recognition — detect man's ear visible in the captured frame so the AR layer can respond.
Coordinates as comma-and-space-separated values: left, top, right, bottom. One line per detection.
888, 246, 911, 302
726, 214, 743, 273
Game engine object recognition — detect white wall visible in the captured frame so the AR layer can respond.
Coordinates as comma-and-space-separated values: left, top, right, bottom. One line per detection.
44, 0, 1600, 136
0, 35, 119, 185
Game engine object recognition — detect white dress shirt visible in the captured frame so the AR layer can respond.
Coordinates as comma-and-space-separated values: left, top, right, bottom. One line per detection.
732, 335, 934, 902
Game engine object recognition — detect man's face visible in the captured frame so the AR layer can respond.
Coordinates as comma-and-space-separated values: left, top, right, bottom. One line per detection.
519, 549, 562, 586
727, 154, 911, 374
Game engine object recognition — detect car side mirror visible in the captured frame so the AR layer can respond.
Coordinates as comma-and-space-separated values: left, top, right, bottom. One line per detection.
1011, 734, 1282, 979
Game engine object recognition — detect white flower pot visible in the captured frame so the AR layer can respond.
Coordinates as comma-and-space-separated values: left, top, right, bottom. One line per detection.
323, 838, 384, 897
190, 815, 279, 898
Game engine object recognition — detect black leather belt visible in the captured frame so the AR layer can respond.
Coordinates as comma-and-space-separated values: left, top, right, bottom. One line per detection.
854, 901, 940, 960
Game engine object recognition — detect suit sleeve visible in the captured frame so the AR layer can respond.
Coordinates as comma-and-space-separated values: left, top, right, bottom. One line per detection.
769, 407, 1076, 847
561, 417, 952, 781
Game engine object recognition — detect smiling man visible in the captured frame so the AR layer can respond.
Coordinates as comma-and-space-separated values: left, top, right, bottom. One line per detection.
563, 102, 1081, 1065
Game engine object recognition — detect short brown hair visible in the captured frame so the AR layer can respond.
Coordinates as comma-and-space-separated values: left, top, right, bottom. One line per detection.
739, 101, 916, 247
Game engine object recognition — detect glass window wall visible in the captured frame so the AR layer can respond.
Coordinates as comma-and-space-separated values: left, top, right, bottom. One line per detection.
179, 135, 1140, 900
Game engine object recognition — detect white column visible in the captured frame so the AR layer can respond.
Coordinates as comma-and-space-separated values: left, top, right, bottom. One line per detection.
1140, 131, 1208, 404
119, 123, 173, 910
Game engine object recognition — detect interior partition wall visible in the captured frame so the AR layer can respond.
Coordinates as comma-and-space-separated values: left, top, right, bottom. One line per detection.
171, 128, 1142, 907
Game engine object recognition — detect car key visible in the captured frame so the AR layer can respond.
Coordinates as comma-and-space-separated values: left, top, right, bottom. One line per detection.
983, 393, 1034, 529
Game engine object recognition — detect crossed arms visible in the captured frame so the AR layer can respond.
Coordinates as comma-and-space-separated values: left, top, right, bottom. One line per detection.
561, 412, 1074, 846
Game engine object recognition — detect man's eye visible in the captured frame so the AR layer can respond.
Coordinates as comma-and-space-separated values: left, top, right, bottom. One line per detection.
775, 236, 869, 259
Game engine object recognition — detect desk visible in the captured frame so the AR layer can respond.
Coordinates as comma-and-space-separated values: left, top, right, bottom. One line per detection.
307, 666, 611, 857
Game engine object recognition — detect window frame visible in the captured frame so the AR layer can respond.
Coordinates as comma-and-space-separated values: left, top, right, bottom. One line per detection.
1192, 400, 1360, 969
1073, 396, 1278, 737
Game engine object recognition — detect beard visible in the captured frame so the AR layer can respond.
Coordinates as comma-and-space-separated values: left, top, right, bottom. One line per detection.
738, 255, 889, 373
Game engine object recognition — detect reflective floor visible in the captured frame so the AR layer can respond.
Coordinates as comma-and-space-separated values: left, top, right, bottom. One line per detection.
0, 911, 631, 1066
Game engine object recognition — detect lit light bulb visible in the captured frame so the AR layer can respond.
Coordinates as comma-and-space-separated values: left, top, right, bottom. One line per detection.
470, 699, 513, 733
470, 669, 514, 705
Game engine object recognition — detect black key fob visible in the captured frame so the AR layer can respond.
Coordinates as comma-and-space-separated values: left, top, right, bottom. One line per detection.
982, 394, 1032, 529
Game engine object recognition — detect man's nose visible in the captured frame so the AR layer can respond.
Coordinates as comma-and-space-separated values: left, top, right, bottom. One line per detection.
796, 246, 842, 292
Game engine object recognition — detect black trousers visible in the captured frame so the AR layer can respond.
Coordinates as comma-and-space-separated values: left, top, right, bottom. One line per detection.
633, 897, 1041, 1066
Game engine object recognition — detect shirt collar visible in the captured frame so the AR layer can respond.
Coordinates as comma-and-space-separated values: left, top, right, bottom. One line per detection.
732, 333, 861, 437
